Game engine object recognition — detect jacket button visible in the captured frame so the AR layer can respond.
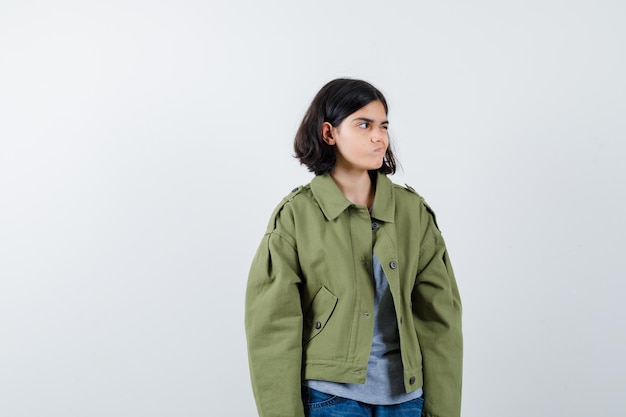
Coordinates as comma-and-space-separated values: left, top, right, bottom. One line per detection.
314, 321, 322, 329
371, 222, 380, 230
409, 376, 416, 384
389, 261, 398, 269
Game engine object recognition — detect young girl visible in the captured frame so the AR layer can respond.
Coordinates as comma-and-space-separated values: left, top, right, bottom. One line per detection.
245, 79, 462, 417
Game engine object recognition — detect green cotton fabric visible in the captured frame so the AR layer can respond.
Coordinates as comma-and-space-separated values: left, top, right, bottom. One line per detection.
245, 172, 463, 417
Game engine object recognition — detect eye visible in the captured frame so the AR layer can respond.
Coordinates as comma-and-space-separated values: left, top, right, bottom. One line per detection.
358, 122, 369, 129
381, 124, 389, 130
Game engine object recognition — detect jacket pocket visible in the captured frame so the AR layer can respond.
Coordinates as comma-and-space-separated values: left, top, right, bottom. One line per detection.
302, 286, 338, 345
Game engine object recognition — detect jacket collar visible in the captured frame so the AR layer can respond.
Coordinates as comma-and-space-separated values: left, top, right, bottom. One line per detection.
310, 172, 395, 223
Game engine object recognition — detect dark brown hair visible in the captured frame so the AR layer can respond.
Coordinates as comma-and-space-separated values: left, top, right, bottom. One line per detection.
294, 78, 397, 176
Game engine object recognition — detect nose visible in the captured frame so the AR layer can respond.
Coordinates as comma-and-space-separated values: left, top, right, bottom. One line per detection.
371, 128, 387, 143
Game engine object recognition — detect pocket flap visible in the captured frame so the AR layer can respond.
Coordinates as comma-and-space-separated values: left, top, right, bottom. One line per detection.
303, 286, 338, 344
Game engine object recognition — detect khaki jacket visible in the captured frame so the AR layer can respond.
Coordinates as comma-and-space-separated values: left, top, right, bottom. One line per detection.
245, 173, 462, 417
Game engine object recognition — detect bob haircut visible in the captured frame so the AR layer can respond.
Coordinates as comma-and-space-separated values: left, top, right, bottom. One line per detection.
294, 78, 397, 176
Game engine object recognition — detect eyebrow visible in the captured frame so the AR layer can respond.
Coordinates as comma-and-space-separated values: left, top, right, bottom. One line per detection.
352, 117, 389, 125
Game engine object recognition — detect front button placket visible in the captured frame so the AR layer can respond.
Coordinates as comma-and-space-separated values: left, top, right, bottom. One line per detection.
349, 205, 375, 366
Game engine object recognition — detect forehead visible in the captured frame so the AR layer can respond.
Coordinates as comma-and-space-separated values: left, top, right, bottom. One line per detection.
348, 100, 387, 121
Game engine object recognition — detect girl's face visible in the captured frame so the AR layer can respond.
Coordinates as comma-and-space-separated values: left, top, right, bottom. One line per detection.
322, 100, 389, 175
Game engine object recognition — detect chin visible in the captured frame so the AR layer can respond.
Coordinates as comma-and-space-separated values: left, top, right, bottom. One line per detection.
372, 160, 385, 170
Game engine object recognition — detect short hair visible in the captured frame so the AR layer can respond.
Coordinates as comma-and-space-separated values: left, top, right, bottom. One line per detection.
294, 78, 398, 176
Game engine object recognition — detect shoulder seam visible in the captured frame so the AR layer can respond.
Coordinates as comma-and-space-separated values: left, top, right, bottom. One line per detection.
395, 183, 422, 200
398, 183, 442, 231
267, 229, 297, 250
264, 184, 311, 235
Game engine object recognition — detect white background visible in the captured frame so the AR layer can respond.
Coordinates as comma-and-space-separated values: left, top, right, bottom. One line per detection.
1, 1, 625, 416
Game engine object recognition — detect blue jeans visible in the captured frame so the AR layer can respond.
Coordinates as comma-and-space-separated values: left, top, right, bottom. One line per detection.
302, 387, 424, 417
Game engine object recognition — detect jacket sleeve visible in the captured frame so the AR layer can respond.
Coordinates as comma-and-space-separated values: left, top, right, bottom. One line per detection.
412, 202, 463, 417
245, 213, 305, 417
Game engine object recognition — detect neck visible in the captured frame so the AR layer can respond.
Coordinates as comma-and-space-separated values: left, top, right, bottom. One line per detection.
330, 169, 375, 207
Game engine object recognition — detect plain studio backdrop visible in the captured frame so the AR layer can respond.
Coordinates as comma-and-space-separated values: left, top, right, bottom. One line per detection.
1, 1, 624, 416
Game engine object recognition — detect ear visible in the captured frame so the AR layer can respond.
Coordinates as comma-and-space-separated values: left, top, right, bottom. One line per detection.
321, 122, 336, 145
